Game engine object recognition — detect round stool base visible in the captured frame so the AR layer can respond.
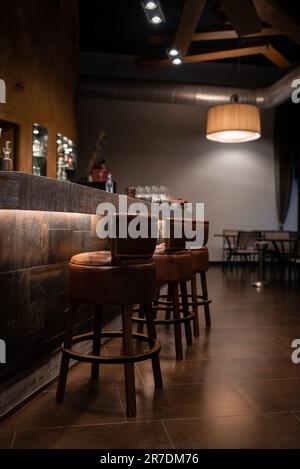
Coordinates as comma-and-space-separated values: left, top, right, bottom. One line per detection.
62, 331, 161, 365
157, 294, 212, 308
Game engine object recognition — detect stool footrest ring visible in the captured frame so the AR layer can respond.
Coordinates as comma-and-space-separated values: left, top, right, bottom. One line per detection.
189, 298, 212, 307
132, 313, 195, 326
62, 331, 161, 365
157, 295, 211, 307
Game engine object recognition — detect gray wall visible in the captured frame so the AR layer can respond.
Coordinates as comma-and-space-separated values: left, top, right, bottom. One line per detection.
77, 97, 298, 260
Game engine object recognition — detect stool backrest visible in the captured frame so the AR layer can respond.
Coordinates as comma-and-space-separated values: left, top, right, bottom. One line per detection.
164, 219, 209, 251
110, 214, 158, 263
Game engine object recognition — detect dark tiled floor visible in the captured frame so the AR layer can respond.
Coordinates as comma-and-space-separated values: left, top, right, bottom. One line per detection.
164, 413, 300, 449
47, 362, 144, 392
13, 422, 172, 450
3, 388, 125, 433
235, 378, 300, 413
2, 266, 300, 449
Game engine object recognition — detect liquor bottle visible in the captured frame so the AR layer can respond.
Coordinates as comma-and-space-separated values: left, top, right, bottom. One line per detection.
105, 174, 114, 193
1, 141, 13, 171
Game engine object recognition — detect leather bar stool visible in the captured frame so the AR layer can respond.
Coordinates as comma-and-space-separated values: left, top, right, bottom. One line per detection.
153, 250, 193, 361
188, 221, 211, 336
134, 219, 194, 361
56, 214, 162, 418
155, 220, 212, 338
190, 245, 211, 335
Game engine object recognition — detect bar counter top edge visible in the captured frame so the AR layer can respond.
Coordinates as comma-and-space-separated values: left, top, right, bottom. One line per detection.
0, 171, 133, 214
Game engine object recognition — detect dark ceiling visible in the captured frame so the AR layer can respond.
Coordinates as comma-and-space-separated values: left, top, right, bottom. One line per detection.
79, 0, 300, 67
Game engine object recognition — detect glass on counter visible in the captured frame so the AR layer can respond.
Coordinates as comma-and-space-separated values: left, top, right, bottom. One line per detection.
128, 185, 170, 203
56, 134, 76, 182
32, 123, 48, 176
0, 120, 18, 171
0, 141, 13, 171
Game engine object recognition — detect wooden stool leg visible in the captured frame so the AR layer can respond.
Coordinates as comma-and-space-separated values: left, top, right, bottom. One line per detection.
172, 283, 183, 361
153, 286, 160, 320
56, 300, 77, 404
91, 306, 102, 381
200, 271, 211, 328
165, 284, 172, 321
122, 305, 136, 418
143, 303, 163, 389
180, 282, 193, 346
191, 274, 200, 337
137, 306, 145, 335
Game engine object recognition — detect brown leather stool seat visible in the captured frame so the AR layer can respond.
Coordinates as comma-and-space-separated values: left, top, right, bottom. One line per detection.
134, 246, 194, 361
154, 250, 192, 285
56, 215, 162, 418
70, 252, 157, 306
191, 247, 209, 274
155, 221, 212, 338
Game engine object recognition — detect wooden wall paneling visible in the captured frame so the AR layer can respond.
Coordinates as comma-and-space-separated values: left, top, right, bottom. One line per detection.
0, 0, 78, 178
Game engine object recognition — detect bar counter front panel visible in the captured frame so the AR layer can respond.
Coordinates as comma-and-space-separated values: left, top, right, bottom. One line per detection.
0, 172, 135, 418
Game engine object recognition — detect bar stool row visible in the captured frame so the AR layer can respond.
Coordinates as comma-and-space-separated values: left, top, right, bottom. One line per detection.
56, 215, 212, 417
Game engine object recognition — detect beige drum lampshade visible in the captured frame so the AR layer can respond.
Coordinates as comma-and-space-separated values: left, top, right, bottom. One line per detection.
206, 103, 261, 143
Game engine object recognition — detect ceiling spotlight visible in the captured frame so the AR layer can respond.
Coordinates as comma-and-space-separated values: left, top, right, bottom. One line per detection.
167, 47, 183, 65
172, 57, 183, 65
151, 15, 162, 24
141, 1, 165, 24
145, 1, 157, 9
33, 129, 39, 135
168, 48, 180, 57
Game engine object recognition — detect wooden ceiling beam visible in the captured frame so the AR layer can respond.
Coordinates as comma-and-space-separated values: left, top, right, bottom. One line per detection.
136, 44, 290, 68
173, 0, 207, 55
192, 26, 279, 41
148, 27, 281, 44
137, 46, 266, 67
253, 0, 300, 46
263, 44, 290, 68
219, 0, 261, 36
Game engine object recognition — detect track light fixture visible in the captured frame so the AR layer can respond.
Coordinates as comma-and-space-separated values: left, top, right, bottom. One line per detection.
167, 48, 183, 66
141, 0, 165, 25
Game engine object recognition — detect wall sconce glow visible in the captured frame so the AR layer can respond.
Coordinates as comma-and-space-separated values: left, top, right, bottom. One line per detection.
0, 79, 6, 103
141, 0, 165, 24
145, 1, 157, 9
206, 104, 261, 143
0, 339, 6, 364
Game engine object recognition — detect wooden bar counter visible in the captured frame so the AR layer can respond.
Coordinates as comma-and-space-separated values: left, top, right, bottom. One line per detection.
0, 172, 133, 418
